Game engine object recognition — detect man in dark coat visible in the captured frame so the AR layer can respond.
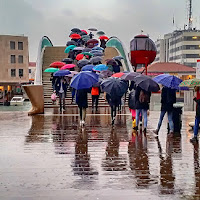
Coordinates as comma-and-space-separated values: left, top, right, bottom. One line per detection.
153, 86, 176, 136
76, 88, 91, 126
134, 86, 151, 132
100, 39, 106, 49
190, 91, 200, 143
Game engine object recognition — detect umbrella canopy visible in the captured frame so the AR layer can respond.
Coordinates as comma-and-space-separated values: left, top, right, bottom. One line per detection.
81, 29, 88, 34
44, 68, 59, 73
92, 46, 104, 51
53, 70, 71, 77
179, 78, 200, 87
97, 30, 105, 35
86, 39, 99, 48
92, 51, 104, 57
62, 58, 73, 64
81, 35, 90, 42
81, 52, 94, 57
79, 31, 87, 36
113, 56, 124, 61
71, 28, 81, 33
153, 74, 182, 89
106, 59, 118, 66
64, 45, 76, 53
73, 47, 84, 51
76, 54, 84, 61
50, 62, 65, 68
101, 77, 128, 97
100, 70, 113, 78
82, 47, 92, 52
66, 40, 77, 46
112, 72, 125, 78
134, 74, 160, 92
60, 64, 76, 70
114, 59, 122, 66
90, 56, 102, 64
70, 71, 99, 89
93, 64, 108, 71
88, 28, 98, 31
70, 33, 81, 39
99, 35, 109, 40
66, 71, 79, 78
77, 59, 90, 68
81, 65, 94, 71
121, 72, 140, 80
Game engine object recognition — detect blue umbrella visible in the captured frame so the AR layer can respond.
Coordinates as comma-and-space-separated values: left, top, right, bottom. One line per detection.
93, 64, 108, 71
101, 77, 128, 97
153, 74, 182, 89
81, 65, 94, 71
53, 70, 71, 77
64, 45, 76, 53
92, 47, 104, 51
70, 71, 99, 89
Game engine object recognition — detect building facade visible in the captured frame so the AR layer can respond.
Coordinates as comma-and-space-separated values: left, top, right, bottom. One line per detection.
0, 35, 29, 85
29, 62, 36, 82
154, 30, 200, 67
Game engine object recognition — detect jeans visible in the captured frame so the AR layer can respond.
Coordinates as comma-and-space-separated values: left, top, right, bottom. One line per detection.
59, 92, 65, 111
157, 110, 174, 132
194, 116, 200, 137
136, 109, 147, 128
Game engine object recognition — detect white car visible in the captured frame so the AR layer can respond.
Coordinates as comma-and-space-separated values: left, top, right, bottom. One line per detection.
10, 96, 25, 106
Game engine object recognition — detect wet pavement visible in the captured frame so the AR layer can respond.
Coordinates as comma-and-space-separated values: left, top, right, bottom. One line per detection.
0, 107, 199, 200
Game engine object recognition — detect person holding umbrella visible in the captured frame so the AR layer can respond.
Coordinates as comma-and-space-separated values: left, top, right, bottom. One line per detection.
134, 86, 151, 133
153, 86, 176, 137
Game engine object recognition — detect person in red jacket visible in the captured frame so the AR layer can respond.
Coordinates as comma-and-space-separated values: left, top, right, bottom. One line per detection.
91, 86, 100, 111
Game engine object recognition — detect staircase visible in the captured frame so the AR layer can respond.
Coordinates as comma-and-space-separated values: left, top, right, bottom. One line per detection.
42, 46, 128, 108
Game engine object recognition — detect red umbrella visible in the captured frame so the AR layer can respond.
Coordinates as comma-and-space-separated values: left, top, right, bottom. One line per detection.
49, 61, 65, 68
81, 29, 88, 34
112, 72, 125, 78
76, 54, 84, 61
70, 33, 81, 39
86, 39, 99, 48
99, 35, 109, 40
60, 64, 76, 70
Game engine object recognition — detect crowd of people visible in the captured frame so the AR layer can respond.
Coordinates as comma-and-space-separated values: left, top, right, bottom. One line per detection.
48, 27, 199, 145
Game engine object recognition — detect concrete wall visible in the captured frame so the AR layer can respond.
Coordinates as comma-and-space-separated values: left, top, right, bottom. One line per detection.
0, 35, 29, 83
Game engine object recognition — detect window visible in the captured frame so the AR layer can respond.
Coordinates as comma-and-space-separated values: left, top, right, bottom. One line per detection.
11, 69, 16, 77
18, 42, 23, 50
29, 69, 31, 73
11, 55, 16, 63
10, 41, 15, 49
19, 69, 23, 77
18, 55, 23, 63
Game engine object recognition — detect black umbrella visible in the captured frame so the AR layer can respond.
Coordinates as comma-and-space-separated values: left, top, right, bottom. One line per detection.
113, 56, 124, 61
77, 59, 90, 68
88, 28, 98, 31
121, 72, 140, 81
71, 28, 81, 33
92, 51, 104, 57
90, 56, 102, 64
114, 59, 122, 66
100, 70, 113, 78
106, 59, 118, 66
101, 77, 128, 97
66, 41, 77, 46
79, 31, 87, 36
134, 74, 160, 92
62, 58, 73, 64
97, 30, 105, 35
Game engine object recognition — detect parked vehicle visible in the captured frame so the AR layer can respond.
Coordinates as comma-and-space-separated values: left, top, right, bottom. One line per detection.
10, 96, 25, 106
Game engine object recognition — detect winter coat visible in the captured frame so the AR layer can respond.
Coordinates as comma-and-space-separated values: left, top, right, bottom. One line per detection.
194, 97, 200, 117
160, 87, 176, 111
55, 78, 68, 95
135, 87, 151, 110
76, 88, 91, 108
106, 93, 121, 107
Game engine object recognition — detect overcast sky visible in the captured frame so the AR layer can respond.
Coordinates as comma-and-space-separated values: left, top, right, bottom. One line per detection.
1, 0, 200, 61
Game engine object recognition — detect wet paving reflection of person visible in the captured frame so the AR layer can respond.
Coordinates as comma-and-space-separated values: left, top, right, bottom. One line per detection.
128, 130, 153, 188
102, 128, 127, 171
73, 127, 98, 176
156, 136, 175, 194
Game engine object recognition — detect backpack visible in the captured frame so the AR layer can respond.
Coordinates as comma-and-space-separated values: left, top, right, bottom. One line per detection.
91, 87, 99, 96
139, 90, 150, 103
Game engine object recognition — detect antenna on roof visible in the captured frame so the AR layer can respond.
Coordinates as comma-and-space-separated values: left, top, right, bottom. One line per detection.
188, 0, 193, 30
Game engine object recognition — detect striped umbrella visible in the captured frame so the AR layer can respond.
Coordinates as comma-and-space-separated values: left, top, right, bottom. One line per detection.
179, 78, 200, 87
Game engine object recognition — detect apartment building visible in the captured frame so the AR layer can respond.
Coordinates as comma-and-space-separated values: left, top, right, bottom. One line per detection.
0, 35, 29, 85
154, 29, 200, 67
